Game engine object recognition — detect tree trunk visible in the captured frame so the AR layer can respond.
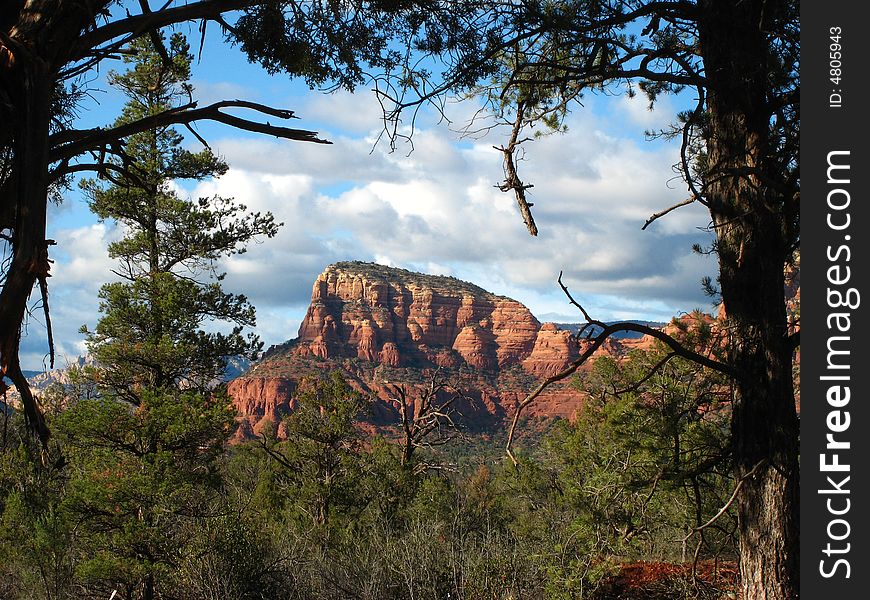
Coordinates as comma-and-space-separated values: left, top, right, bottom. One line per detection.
1, 0, 112, 443
143, 571, 155, 600
0, 51, 53, 445
698, 1, 799, 598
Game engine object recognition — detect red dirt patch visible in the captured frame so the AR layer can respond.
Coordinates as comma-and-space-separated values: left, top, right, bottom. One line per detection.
595, 560, 739, 599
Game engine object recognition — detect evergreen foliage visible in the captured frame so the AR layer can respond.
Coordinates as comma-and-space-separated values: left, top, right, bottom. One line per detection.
261, 373, 371, 529
0, 32, 275, 600
80, 34, 278, 401
0, 2, 797, 597
1, 347, 739, 599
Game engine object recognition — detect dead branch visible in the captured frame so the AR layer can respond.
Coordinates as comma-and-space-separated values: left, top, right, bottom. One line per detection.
640, 470, 664, 513
184, 122, 211, 150
36, 239, 57, 369
50, 99, 328, 164
557, 272, 597, 323
495, 100, 538, 236
390, 369, 468, 467
412, 461, 458, 475
641, 197, 696, 230
680, 459, 767, 544
506, 275, 735, 465
678, 89, 707, 205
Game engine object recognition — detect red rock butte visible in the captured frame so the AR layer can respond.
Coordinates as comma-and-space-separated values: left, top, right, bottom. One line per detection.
228, 262, 646, 438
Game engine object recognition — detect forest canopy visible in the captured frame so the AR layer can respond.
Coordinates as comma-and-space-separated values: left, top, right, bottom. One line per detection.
1, 2, 798, 599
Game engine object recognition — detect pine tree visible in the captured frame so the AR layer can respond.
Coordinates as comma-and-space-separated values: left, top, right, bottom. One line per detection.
260, 373, 370, 530
80, 33, 278, 402
55, 33, 279, 599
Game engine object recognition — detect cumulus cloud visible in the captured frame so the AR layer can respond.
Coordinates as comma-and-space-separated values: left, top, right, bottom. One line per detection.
298, 89, 387, 135
193, 80, 263, 107
194, 97, 715, 350
26, 91, 717, 369
615, 92, 680, 130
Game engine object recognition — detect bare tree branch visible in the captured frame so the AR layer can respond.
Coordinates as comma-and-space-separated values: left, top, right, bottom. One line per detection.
36, 240, 56, 370
642, 197, 696, 231
680, 459, 767, 544
495, 100, 538, 236
49, 160, 146, 188
51, 99, 329, 163
678, 89, 707, 205
506, 276, 735, 465
390, 368, 468, 467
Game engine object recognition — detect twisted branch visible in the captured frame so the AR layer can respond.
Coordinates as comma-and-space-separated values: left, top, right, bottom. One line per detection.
495, 100, 538, 236
506, 273, 734, 465
51, 99, 329, 164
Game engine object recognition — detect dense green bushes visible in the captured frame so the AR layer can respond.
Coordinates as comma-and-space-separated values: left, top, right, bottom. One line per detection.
1, 339, 738, 599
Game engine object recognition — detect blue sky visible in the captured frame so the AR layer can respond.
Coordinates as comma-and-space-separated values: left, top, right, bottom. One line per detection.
22, 17, 718, 371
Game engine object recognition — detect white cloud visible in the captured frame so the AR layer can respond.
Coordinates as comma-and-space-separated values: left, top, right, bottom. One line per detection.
26, 93, 718, 369
190, 103, 716, 349
616, 91, 680, 131
298, 89, 386, 135
50, 223, 118, 288
192, 79, 262, 107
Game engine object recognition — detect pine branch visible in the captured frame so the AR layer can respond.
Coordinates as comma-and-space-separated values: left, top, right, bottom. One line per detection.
51, 99, 329, 163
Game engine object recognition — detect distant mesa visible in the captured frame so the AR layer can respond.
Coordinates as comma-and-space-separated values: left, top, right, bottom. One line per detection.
7, 260, 791, 443
7, 262, 672, 440
228, 261, 661, 439
293, 261, 540, 370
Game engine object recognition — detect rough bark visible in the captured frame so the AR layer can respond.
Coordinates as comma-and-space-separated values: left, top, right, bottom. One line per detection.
0, 49, 54, 444
1, 0, 109, 445
698, 1, 799, 597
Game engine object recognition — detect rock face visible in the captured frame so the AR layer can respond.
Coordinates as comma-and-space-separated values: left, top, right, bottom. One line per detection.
229, 262, 604, 437
230, 376, 298, 437
294, 262, 541, 369
522, 322, 580, 377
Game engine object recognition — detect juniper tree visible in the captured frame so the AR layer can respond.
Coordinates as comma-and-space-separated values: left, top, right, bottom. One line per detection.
259, 373, 370, 530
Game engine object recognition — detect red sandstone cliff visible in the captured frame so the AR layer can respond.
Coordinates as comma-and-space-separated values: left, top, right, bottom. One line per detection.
227, 262, 659, 438
522, 322, 580, 377
293, 262, 542, 369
